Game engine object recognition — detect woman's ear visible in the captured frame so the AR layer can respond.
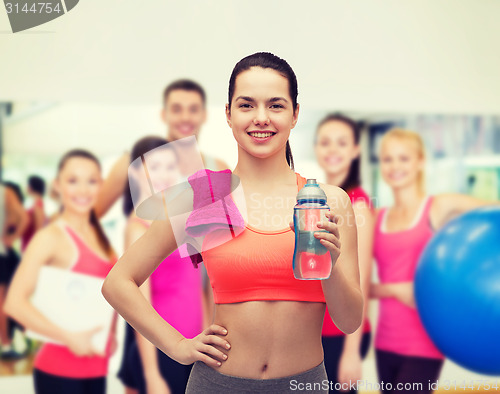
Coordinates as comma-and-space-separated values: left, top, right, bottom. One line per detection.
225, 104, 232, 128
291, 103, 300, 129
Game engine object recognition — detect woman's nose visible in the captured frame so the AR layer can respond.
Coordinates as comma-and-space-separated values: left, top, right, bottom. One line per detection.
253, 107, 270, 126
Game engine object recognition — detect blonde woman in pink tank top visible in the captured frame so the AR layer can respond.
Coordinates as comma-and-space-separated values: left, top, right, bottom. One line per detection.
371, 129, 497, 394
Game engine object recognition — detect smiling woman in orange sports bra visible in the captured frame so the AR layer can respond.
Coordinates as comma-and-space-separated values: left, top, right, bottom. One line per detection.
102, 52, 363, 394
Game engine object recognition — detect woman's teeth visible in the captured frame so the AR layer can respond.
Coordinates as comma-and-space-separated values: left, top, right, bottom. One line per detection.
249, 132, 274, 138
326, 156, 342, 165
389, 172, 406, 180
74, 198, 91, 205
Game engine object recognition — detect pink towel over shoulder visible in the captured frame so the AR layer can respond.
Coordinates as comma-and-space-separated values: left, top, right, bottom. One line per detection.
185, 169, 245, 238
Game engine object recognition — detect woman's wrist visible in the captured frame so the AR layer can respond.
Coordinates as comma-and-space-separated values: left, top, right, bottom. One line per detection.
59, 328, 72, 346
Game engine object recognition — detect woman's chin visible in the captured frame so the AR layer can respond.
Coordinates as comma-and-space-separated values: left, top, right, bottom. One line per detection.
386, 179, 412, 190
66, 204, 94, 215
323, 163, 348, 176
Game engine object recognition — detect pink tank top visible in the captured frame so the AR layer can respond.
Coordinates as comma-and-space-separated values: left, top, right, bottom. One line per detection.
34, 225, 115, 378
322, 187, 372, 336
373, 197, 443, 359
131, 218, 203, 339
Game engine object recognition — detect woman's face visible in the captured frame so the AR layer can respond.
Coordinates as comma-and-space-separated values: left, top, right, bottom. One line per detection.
55, 157, 102, 215
132, 148, 180, 197
226, 67, 299, 160
315, 120, 360, 176
379, 137, 423, 190
145, 148, 180, 192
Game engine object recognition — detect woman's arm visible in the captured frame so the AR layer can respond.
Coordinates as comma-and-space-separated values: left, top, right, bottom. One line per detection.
338, 201, 374, 386
95, 153, 129, 218
318, 185, 363, 334
125, 220, 170, 393
432, 193, 500, 229
102, 213, 230, 368
4, 227, 102, 356
33, 202, 46, 231
370, 282, 415, 308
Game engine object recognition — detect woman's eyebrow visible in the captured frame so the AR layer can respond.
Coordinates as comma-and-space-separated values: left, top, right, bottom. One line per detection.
235, 96, 255, 102
235, 96, 289, 103
269, 97, 289, 103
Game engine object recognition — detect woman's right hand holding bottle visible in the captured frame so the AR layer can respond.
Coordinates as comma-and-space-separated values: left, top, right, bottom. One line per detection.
173, 324, 230, 367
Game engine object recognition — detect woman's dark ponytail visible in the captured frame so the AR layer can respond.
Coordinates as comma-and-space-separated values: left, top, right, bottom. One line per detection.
90, 209, 113, 258
285, 140, 294, 170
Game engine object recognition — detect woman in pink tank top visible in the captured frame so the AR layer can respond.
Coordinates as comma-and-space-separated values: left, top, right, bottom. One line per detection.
314, 114, 374, 393
371, 129, 496, 393
5, 150, 116, 394
119, 136, 203, 394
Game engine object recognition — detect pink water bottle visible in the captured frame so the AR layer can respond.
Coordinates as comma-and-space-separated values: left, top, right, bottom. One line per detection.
292, 179, 331, 280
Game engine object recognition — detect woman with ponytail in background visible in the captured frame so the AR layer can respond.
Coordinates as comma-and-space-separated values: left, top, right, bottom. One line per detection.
5, 149, 117, 394
314, 114, 374, 393
117, 136, 204, 394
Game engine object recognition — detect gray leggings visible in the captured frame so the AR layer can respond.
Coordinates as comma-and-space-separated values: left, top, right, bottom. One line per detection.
185, 360, 328, 393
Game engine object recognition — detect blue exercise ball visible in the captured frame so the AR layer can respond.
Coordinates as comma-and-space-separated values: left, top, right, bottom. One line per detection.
415, 206, 500, 375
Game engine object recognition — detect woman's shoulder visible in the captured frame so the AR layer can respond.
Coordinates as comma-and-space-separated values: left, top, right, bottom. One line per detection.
318, 183, 352, 213
125, 215, 150, 241
23, 220, 69, 256
126, 214, 150, 228
36, 220, 66, 239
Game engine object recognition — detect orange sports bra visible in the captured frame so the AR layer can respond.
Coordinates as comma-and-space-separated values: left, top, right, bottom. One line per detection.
201, 172, 327, 304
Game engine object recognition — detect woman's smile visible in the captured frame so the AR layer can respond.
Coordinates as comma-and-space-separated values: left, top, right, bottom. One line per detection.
247, 130, 277, 143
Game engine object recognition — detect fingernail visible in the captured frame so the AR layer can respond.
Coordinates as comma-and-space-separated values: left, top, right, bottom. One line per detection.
217, 362, 221, 366
223, 329, 228, 334
226, 343, 231, 349
316, 222, 322, 227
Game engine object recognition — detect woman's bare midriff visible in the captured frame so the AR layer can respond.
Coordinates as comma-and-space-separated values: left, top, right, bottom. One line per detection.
208, 300, 326, 379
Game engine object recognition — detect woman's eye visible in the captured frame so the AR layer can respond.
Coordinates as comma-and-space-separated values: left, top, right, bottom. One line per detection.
239, 103, 252, 108
270, 104, 284, 109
